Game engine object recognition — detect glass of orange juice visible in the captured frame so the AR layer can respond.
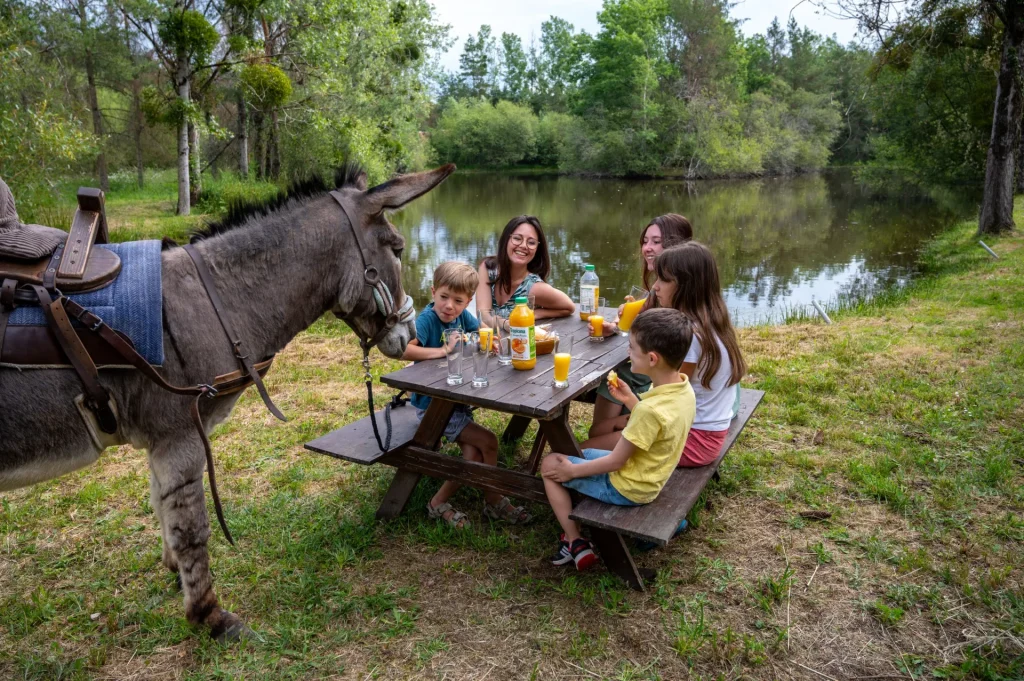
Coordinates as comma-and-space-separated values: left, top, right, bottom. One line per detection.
588, 297, 606, 342
617, 286, 648, 337
552, 335, 573, 388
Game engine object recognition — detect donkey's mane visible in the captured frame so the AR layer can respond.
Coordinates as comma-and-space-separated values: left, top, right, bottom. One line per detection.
192, 162, 366, 240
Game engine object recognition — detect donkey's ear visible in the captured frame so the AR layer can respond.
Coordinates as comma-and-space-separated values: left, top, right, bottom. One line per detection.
353, 170, 368, 191
361, 164, 456, 213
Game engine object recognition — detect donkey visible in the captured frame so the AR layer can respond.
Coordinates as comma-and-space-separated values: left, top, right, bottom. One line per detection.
0, 163, 455, 640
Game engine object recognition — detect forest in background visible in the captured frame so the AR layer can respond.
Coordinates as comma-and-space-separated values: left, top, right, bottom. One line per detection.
0, 0, 1013, 219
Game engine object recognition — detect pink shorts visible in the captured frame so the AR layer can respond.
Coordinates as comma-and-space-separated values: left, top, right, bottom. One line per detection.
678, 428, 728, 468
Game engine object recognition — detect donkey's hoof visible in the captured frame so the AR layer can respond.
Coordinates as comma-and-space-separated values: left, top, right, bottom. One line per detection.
214, 619, 254, 644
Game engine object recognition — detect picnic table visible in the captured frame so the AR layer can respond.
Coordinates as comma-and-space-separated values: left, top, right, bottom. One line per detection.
305, 307, 763, 590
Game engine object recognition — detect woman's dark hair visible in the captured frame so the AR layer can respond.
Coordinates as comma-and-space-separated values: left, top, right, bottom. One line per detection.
641, 214, 693, 290
484, 215, 551, 300
654, 241, 746, 388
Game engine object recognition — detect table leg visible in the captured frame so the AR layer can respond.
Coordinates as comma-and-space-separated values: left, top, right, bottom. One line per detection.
538, 407, 583, 458
375, 399, 454, 520
526, 433, 547, 475
502, 415, 532, 444
589, 528, 646, 592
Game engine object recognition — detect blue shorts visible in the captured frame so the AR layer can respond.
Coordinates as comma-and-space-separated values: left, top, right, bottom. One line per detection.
415, 404, 473, 441
562, 449, 641, 506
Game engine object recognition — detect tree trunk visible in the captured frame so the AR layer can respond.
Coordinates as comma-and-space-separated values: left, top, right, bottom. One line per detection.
189, 121, 202, 204
269, 109, 281, 179
79, 0, 108, 191
1016, 120, 1024, 193
978, 5, 1024, 236
237, 90, 249, 179
253, 111, 266, 180
175, 60, 191, 216
132, 78, 144, 189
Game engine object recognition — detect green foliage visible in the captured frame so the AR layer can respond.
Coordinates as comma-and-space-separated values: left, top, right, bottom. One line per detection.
0, 24, 95, 205
239, 63, 292, 110
431, 99, 539, 167
157, 9, 219, 65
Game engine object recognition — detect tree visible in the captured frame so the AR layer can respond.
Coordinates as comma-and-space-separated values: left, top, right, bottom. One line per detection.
829, 0, 1022, 234
459, 25, 496, 98
498, 32, 530, 103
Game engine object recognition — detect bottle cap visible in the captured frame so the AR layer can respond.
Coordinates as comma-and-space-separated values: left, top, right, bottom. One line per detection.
585, 264, 595, 271
515, 296, 528, 305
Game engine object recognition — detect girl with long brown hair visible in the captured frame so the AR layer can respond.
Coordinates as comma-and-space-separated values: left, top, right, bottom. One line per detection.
476, 215, 574, 332
589, 214, 694, 437
649, 241, 746, 466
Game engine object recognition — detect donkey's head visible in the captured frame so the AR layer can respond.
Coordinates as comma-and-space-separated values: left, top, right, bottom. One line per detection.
331, 164, 455, 359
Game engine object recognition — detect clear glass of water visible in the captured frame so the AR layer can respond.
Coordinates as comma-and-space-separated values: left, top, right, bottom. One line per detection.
495, 310, 513, 366
468, 332, 490, 387
443, 328, 463, 385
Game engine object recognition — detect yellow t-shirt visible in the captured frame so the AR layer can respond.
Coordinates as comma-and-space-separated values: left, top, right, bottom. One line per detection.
610, 377, 696, 504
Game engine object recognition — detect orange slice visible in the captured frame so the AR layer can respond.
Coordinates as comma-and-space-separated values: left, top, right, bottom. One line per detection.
608, 370, 619, 388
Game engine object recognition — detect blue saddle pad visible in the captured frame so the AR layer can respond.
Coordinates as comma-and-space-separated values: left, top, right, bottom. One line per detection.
9, 240, 164, 365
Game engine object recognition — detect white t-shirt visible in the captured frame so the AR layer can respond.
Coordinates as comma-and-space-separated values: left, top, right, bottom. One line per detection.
685, 332, 735, 431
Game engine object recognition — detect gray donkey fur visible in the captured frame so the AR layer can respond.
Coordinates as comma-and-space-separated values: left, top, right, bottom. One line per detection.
0, 164, 455, 640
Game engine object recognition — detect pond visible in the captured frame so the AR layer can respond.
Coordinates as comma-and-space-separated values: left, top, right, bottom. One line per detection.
392, 171, 975, 326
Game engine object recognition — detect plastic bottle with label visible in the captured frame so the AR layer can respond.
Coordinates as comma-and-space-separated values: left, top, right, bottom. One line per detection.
509, 296, 536, 370
579, 264, 599, 321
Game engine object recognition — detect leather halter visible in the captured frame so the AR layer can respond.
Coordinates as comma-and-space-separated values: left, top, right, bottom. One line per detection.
329, 190, 415, 453
329, 190, 414, 353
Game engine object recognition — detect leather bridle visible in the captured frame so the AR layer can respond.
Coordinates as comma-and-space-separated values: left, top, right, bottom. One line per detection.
330, 190, 415, 453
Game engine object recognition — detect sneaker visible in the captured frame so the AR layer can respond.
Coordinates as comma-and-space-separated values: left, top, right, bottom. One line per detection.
550, 534, 573, 566
569, 538, 599, 571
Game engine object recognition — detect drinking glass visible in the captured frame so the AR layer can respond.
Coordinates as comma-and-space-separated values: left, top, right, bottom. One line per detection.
618, 286, 648, 337
527, 292, 537, 311
552, 334, 573, 388
443, 328, 463, 385
468, 332, 490, 387
495, 310, 513, 366
589, 297, 607, 342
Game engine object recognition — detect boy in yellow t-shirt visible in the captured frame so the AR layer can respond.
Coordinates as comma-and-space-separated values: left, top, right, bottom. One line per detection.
541, 308, 696, 570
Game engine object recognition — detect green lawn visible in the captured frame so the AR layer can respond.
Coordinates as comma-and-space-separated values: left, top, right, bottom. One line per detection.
1, 179, 1021, 680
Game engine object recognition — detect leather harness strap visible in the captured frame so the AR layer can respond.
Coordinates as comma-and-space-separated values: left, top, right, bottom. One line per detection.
182, 244, 286, 422
42, 243, 64, 292
33, 285, 118, 434
0, 278, 14, 358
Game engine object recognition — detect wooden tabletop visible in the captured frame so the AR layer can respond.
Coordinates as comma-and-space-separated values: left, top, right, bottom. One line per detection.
380, 307, 628, 420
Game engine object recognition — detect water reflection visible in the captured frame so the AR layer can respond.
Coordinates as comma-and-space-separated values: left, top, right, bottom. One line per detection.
393, 172, 973, 325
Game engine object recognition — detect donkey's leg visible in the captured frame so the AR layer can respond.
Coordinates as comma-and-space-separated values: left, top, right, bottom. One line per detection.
150, 467, 179, 576
148, 438, 246, 641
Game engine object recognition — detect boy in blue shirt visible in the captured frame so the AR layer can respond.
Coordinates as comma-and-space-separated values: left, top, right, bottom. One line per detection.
403, 261, 532, 529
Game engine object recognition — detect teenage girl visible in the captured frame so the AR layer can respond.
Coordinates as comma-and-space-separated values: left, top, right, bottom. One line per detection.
585, 241, 746, 468
589, 214, 693, 439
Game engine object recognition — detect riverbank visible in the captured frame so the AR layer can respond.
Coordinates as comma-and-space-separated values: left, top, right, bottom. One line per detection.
0, 196, 1020, 679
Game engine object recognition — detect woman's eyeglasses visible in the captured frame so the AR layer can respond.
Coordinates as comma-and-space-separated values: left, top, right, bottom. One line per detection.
510, 234, 539, 249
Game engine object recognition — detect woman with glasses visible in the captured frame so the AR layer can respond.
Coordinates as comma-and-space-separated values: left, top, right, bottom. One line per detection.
476, 215, 574, 331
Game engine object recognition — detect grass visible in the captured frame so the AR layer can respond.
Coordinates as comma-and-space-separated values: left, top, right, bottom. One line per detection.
1, 177, 1023, 679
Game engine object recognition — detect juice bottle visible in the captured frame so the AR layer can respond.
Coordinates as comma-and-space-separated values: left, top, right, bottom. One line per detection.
579, 264, 599, 321
509, 296, 536, 370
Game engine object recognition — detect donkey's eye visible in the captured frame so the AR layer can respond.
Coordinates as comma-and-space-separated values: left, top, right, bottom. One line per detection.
393, 246, 404, 261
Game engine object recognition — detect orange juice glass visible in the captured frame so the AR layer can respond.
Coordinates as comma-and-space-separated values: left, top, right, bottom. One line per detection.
478, 327, 493, 352
589, 314, 605, 342
509, 297, 536, 370
553, 352, 571, 387
618, 289, 647, 336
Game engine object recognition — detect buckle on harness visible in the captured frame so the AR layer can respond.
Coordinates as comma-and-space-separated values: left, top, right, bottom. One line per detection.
199, 384, 219, 398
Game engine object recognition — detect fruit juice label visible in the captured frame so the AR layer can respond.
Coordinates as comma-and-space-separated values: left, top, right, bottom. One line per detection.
510, 325, 535, 361
580, 284, 598, 312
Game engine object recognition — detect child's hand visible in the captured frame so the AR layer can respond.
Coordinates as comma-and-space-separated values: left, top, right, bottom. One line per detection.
541, 454, 576, 483
608, 374, 636, 404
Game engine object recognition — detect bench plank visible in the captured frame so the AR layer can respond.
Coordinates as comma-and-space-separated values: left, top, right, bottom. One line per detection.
570, 388, 764, 545
304, 404, 420, 464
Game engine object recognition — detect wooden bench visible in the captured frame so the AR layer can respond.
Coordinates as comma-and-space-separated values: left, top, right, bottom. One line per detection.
569, 388, 764, 589
305, 402, 421, 464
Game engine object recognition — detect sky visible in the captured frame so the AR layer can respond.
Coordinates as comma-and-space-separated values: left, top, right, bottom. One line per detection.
430, 0, 862, 72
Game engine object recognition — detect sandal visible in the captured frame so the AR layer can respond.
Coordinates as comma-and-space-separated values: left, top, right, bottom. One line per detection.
483, 496, 533, 525
426, 501, 470, 529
